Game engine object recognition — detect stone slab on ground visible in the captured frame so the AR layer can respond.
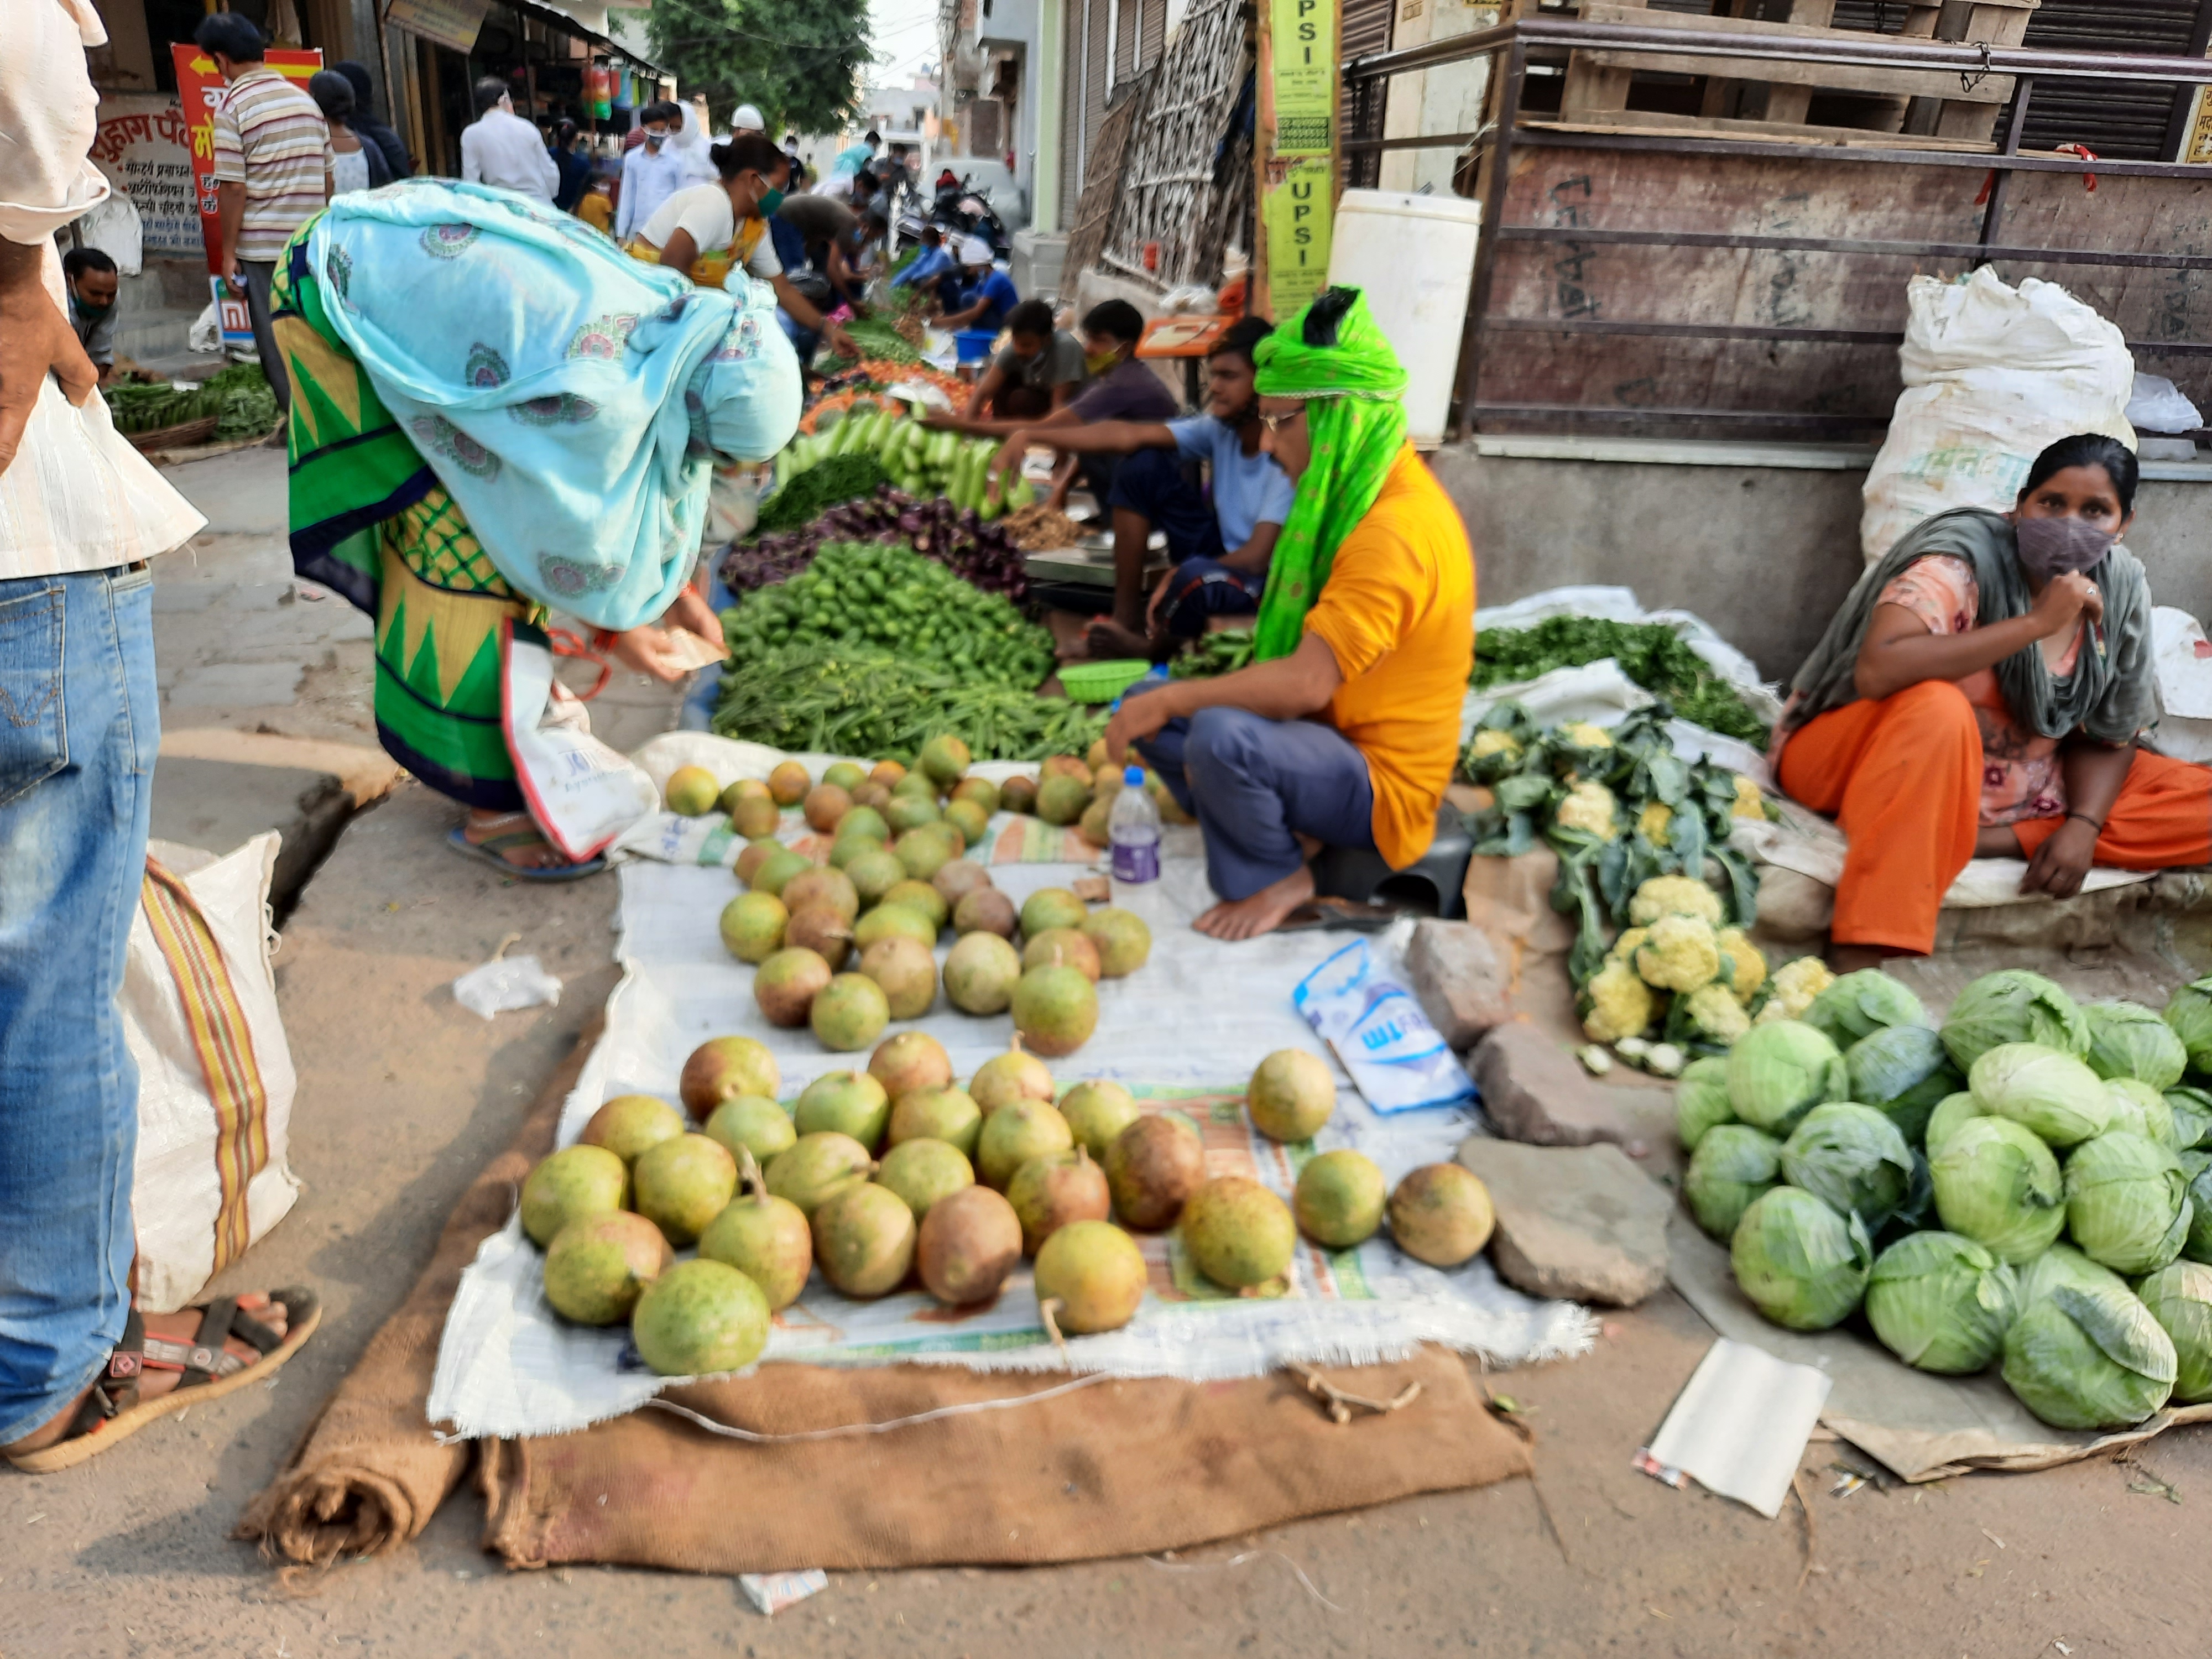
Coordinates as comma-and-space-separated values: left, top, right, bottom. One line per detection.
150, 733, 403, 910
1459, 1138, 1672, 1307
1472, 1018, 1670, 1149
1406, 918, 1517, 1050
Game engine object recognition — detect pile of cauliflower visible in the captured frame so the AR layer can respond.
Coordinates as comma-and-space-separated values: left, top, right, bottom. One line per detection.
1577, 875, 1833, 1076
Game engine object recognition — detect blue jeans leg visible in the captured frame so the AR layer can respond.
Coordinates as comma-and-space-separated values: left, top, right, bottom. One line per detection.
1107, 447, 1224, 565
0, 566, 159, 1444
1178, 706, 1378, 901
1157, 556, 1264, 639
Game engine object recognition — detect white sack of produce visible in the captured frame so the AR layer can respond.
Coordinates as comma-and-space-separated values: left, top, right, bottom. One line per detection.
126, 834, 302, 1313
2151, 607, 2212, 766
1860, 270, 2135, 565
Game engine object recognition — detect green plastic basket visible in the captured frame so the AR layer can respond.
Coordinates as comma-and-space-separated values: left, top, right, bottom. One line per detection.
1059, 659, 1152, 705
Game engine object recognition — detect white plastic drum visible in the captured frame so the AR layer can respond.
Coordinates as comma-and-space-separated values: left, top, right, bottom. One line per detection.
1324, 188, 1484, 447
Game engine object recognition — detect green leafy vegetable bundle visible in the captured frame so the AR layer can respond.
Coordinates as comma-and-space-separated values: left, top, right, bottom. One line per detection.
1472, 615, 1772, 748
839, 317, 924, 365
753, 453, 889, 533
1170, 629, 1256, 680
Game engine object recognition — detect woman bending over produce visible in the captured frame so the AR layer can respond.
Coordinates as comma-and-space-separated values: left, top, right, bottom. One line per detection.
1104, 289, 1473, 941
1776, 434, 2211, 964
277, 179, 799, 875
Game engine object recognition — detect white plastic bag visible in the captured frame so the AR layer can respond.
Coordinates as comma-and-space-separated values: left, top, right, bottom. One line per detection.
1292, 937, 1476, 1115
2151, 605, 2212, 764
189, 301, 221, 353
453, 952, 564, 1018
2127, 373, 2203, 436
502, 622, 660, 862
1860, 271, 2135, 564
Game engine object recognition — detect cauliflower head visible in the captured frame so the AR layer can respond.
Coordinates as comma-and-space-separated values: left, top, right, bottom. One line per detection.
1715, 926, 1766, 1005
1471, 729, 1521, 763
1559, 721, 1614, 752
1608, 926, 1650, 964
1637, 801, 1674, 843
1627, 874, 1724, 928
1634, 912, 1721, 993
1554, 779, 1620, 840
1761, 955, 1834, 1022
1581, 958, 1655, 1045
1731, 773, 1767, 820
1684, 981, 1752, 1046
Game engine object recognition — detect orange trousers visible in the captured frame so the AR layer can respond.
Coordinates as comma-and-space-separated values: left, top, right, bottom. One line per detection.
1777, 679, 2212, 954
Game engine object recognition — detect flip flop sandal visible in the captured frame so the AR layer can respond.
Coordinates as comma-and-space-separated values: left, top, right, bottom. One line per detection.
446, 822, 607, 883
1276, 896, 1413, 935
7, 1287, 321, 1474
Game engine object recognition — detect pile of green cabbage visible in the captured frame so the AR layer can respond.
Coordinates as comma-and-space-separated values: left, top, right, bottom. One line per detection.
1677, 967, 2212, 1430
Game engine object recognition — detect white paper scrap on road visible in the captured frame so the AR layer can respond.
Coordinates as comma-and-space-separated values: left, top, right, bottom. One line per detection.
1645, 1338, 1833, 1519
429, 847, 1597, 1441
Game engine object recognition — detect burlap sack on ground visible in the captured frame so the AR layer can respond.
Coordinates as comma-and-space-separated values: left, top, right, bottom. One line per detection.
243, 1028, 1532, 1572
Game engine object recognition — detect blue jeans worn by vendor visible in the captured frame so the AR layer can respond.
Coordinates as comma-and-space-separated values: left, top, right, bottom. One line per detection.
1103, 288, 1474, 942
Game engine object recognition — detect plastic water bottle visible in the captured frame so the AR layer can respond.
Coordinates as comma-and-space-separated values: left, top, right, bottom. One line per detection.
1108, 764, 1161, 886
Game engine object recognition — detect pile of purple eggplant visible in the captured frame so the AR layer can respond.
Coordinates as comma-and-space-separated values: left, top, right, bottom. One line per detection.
720, 486, 1031, 601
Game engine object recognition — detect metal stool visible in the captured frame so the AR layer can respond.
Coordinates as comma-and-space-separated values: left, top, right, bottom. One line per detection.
1312, 806, 1472, 920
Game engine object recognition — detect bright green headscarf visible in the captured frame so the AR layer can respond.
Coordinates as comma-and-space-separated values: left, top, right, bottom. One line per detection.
1248, 286, 1410, 661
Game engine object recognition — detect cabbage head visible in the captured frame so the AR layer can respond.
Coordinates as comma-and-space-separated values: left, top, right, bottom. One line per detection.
2084, 1000, 2187, 1091
1845, 1025, 1961, 1147
1968, 1042, 2110, 1147
1803, 969, 1927, 1049
2013, 1241, 2130, 1308
2162, 975, 2212, 1073
2065, 1131, 2191, 1275
1941, 971, 2090, 1072
1684, 1124, 1781, 1241
1930, 1115, 2065, 1263
1865, 1231, 2017, 1374
1725, 1020, 1848, 1135
2001, 1281, 2177, 1429
2101, 1078, 2178, 1151
2182, 1151, 2212, 1265
1780, 1103, 1916, 1229
1675, 1057, 1734, 1153
1729, 1186, 1872, 1332
1876, 1152, 1936, 1247
1923, 1091, 1984, 1158
2136, 1261, 2212, 1404
2167, 1086, 2212, 1152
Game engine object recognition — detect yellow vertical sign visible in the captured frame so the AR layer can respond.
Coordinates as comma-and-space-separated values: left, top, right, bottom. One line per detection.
1257, 0, 1338, 319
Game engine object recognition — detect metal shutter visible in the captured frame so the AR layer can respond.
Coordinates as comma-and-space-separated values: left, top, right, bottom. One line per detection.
2012, 0, 2210, 160
1139, 0, 1168, 69
1340, 0, 1392, 160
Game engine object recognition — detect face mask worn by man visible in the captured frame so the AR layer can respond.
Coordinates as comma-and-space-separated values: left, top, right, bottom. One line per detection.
71, 291, 113, 321
644, 129, 668, 149
2015, 513, 2117, 582
1084, 347, 1120, 375
752, 175, 785, 216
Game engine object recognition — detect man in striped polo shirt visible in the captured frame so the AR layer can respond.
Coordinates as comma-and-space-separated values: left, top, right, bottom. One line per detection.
196, 12, 330, 421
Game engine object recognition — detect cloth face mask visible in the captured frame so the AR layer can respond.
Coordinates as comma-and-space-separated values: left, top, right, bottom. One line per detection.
2015, 513, 2116, 582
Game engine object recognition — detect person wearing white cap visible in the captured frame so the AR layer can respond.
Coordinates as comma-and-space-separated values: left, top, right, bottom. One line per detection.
730, 103, 765, 136
938, 237, 1017, 335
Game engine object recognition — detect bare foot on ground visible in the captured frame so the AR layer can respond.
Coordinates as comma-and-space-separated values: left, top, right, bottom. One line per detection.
1082, 617, 1152, 659
1194, 862, 1316, 942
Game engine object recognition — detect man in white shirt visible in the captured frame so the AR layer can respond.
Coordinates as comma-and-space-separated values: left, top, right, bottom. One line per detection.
614, 100, 691, 242
458, 75, 559, 202
2, 0, 310, 1473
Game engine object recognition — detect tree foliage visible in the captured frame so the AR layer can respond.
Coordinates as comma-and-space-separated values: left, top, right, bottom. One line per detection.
646, 0, 873, 135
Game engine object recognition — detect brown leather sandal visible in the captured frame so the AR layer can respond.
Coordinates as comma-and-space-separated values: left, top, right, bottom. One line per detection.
5, 1287, 321, 1474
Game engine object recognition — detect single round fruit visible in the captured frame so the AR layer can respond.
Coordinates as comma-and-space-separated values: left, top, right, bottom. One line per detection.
811, 1180, 917, 1298
544, 1211, 670, 1326
823, 761, 868, 793
630, 1259, 769, 1376
578, 1093, 685, 1165
970, 1038, 1056, 1114
768, 760, 812, 806
1246, 1050, 1337, 1144
734, 836, 782, 883
953, 886, 1018, 939
932, 859, 993, 908
1079, 907, 1151, 978
1084, 738, 1111, 773
1020, 888, 1089, 938
719, 891, 788, 964
1006, 1147, 1112, 1255
870, 1031, 953, 1100
851, 781, 891, 811
811, 972, 890, 1052
886, 1086, 983, 1157
1059, 1081, 1140, 1160
869, 759, 907, 788
785, 904, 854, 970
999, 775, 1040, 815
860, 936, 938, 1021
703, 1094, 796, 1166
920, 733, 972, 786
891, 770, 938, 801
1105, 1114, 1204, 1230
520, 1145, 628, 1248
781, 865, 859, 924
951, 776, 1000, 815
1012, 965, 1098, 1058
793, 1069, 891, 1150
875, 1138, 975, 1220
698, 1185, 813, 1310
839, 805, 890, 844
1293, 1150, 1386, 1249
680, 1036, 780, 1114
1077, 797, 1112, 849
895, 825, 958, 880
633, 1133, 738, 1246
803, 782, 851, 833
1042, 756, 1093, 786
1022, 927, 1101, 983
945, 931, 1023, 1015
1181, 1176, 1297, 1290
750, 849, 813, 899
945, 799, 990, 848
1035, 775, 1089, 827
764, 1131, 872, 1217
845, 848, 906, 907
1388, 1164, 1495, 1267
917, 1184, 1022, 1305
719, 777, 770, 815
830, 833, 886, 872
732, 795, 782, 839
882, 878, 950, 931
665, 764, 721, 816
853, 904, 938, 952
1034, 1220, 1146, 1334
886, 795, 942, 835
977, 1099, 1074, 1190
754, 947, 832, 1027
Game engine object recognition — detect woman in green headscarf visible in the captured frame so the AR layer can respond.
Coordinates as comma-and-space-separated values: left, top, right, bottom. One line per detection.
1104, 288, 1475, 941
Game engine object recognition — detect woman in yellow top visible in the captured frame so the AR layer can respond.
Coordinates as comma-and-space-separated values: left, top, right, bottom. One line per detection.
627, 133, 854, 359
1105, 287, 1475, 941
